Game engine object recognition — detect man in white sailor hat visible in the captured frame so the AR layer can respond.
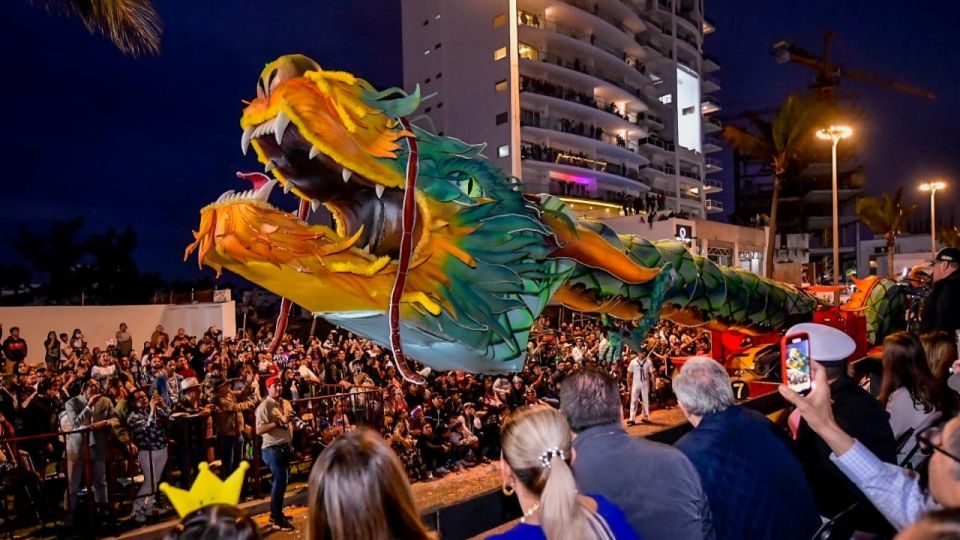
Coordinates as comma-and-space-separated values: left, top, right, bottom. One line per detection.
787, 323, 898, 536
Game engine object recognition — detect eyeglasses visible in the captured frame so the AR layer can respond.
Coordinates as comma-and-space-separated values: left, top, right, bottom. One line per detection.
917, 425, 960, 465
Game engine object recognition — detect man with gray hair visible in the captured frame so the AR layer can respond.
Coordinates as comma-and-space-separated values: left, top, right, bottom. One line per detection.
673, 357, 820, 540
560, 366, 714, 540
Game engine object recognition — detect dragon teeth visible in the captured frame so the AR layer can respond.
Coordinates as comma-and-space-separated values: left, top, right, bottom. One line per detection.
216, 190, 237, 203
283, 181, 294, 194
264, 160, 277, 173
253, 180, 278, 201
342, 168, 352, 183
309, 146, 320, 160
310, 199, 321, 212
274, 111, 291, 145
241, 126, 254, 155
375, 184, 385, 199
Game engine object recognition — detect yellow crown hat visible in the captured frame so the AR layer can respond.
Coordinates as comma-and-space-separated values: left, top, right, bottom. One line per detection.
160, 461, 250, 517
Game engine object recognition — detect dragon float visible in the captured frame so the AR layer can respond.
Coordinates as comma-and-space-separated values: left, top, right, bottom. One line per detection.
185, 55, 903, 380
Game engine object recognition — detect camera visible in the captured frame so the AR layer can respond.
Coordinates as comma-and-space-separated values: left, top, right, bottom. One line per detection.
286, 411, 311, 432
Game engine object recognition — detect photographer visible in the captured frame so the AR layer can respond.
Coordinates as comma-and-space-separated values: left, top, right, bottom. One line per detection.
208, 374, 258, 478
255, 376, 297, 532
126, 389, 168, 523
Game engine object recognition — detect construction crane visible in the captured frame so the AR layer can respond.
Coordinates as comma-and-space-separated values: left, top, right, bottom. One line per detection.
771, 30, 936, 101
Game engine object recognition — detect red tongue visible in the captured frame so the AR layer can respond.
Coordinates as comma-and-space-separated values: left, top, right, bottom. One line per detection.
236, 171, 271, 190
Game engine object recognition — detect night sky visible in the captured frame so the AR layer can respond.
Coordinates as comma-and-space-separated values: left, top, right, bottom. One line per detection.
3, 0, 957, 281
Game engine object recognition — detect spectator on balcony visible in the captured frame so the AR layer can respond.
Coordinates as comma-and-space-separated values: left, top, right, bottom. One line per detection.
150, 325, 169, 350
115, 322, 133, 358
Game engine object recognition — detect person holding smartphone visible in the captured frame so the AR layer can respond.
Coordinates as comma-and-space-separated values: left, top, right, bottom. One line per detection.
786, 323, 899, 537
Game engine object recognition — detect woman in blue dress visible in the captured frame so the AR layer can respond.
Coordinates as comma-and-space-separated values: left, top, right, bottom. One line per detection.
490, 406, 639, 540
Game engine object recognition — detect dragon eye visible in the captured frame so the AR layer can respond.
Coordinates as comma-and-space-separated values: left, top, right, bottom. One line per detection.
455, 177, 483, 198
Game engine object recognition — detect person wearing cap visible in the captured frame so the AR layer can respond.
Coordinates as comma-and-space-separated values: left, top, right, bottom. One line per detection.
255, 375, 296, 531
788, 323, 898, 536
781, 359, 960, 532
921, 247, 960, 334
209, 373, 258, 478
672, 357, 821, 540
172, 376, 211, 484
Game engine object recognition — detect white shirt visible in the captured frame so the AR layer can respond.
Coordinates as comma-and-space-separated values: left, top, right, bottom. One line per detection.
627, 357, 652, 384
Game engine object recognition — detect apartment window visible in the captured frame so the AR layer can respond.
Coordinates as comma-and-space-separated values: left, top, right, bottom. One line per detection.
518, 42, 538, 60
496, 112, 508, 125
423, 19, 429, 26
659, 94, 673, 105
436, 72, 442, 79
425, 78, 431, 84
438, 131, 444, 136
424, 49, 431, 56
498, 145, 510, 158
682, 106, 695, 115
436, 102, 443, 108
435, 43, 442, 49
493, 13, 507, 28
425, 107, 432, 113
494, 47, 507, 61
495, 79, 508, 92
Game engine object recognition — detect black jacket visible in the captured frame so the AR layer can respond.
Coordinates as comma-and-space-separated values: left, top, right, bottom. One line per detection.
921, 269, 960, 334
795, 375, 897, 535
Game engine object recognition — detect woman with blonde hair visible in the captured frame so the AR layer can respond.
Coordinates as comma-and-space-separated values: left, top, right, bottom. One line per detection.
308, 428, 435, 540
492, 406, 637, 540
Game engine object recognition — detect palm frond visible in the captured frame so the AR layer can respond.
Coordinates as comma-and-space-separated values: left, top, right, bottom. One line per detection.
721, 125, 773, 161
31, 0, 162, 56
940, 226, 960, 249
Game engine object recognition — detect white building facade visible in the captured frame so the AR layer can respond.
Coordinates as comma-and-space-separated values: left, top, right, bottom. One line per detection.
400, 0, 722, 219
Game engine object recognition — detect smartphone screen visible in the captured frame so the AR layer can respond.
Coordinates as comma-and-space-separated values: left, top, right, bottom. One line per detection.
782, 333, 811, 393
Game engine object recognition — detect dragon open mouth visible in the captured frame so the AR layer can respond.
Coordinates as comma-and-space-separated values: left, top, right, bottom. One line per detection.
240, 114, 418, 259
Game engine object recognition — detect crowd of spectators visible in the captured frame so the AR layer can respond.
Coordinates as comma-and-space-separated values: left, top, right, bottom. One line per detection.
0, 315, 708, 533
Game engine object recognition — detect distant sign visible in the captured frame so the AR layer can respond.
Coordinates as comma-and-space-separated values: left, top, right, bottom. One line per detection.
675, 224, 693, 244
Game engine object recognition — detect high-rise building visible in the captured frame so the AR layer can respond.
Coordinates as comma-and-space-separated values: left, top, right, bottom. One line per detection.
400, 0, 722, 220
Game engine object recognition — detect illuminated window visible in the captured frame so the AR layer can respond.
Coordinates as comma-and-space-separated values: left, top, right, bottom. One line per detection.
494, 47, 507, 61
658, 94, 673, 105
493, 14, 507, 28
496, 112, 508, 125
424, 49, 431, 56
498, 145, 510, 158
518, 42, 538, 60
495, 79, 508, 92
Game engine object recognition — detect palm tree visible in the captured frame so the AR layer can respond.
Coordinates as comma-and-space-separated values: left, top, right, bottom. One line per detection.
29, 0, 162, 56
939, 225, 960, 249
855, 188, 917, 278
723, 94, 827, 277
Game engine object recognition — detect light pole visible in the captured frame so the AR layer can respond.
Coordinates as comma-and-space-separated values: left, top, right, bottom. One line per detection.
919, 181, 946, 258
816, 125, 853, 307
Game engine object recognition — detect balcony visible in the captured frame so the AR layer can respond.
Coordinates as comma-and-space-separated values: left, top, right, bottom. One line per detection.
639, 134, 676, 153
705, 157, 724, 172
703, 136, 722, 153
703, 178, 723, 192
702, 76, 721, 94
639, 161, 676, 181
678, 168, 701, 181
706, 199, 724, 213
703, 54, 721, 72
703, 115, 722, 134
520, 142, 651, 191
701, 96, 722, 114
519, 76, 646, 131
533, 52, 644, 100
637, 112, 664, 129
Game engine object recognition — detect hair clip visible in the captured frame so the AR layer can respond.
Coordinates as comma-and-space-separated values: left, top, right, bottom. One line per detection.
539, 446, 565, 469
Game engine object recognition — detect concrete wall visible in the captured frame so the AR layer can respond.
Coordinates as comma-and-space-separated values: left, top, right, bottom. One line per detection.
857, 234, 934, 278
0, 302, 236, 366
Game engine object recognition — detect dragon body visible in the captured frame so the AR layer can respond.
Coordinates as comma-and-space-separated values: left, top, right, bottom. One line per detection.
185, 56, 899, 375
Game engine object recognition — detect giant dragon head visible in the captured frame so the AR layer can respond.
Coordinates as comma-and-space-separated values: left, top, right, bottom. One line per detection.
186, 55, 573, 373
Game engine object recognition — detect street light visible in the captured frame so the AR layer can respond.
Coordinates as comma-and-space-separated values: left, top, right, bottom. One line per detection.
816, 125, 853, 306
919, 180, 946, 258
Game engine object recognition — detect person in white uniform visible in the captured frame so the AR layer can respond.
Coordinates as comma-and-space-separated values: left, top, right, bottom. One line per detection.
627, 352, 654, 424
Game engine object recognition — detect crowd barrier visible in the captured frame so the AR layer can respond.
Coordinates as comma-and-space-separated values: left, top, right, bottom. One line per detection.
0, 385, 384, 534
